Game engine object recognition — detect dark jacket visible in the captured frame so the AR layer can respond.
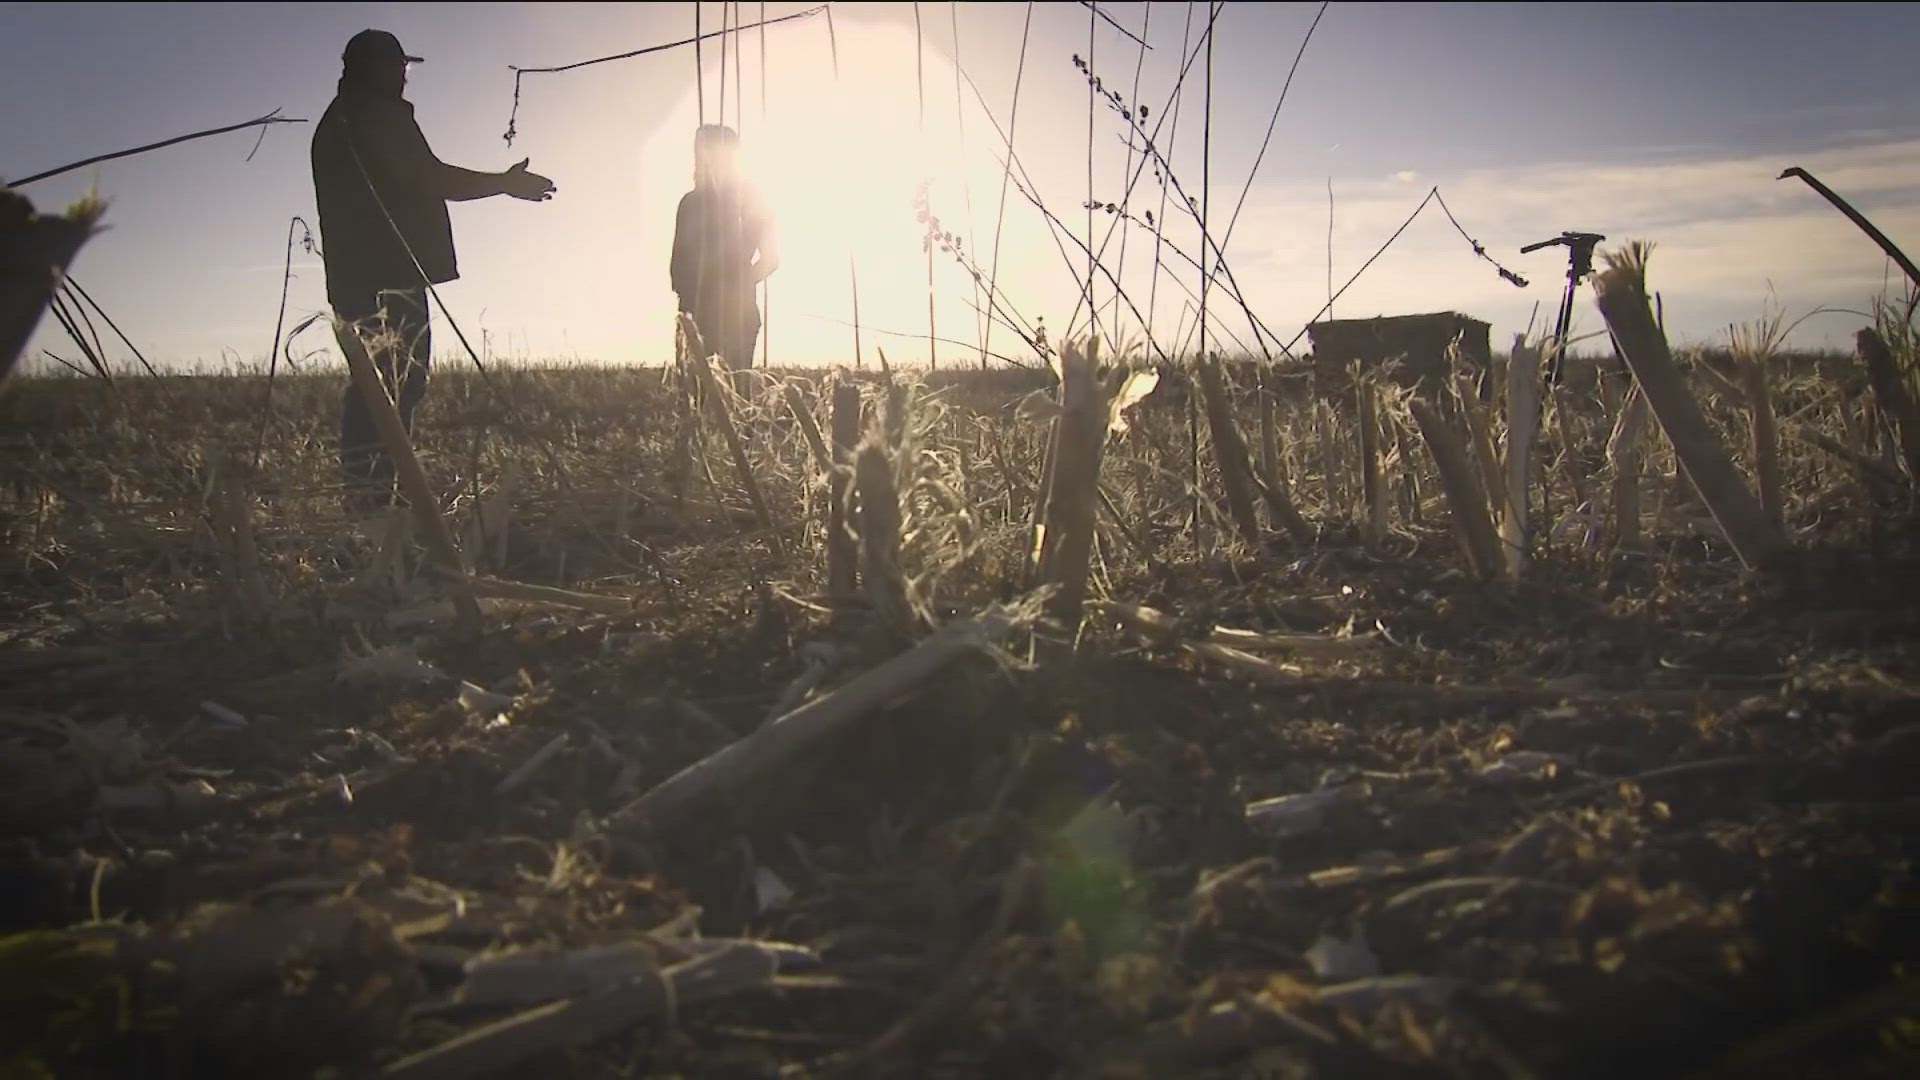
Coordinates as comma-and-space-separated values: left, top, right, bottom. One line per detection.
312, 80, 458, 300
671, 181, 769, 331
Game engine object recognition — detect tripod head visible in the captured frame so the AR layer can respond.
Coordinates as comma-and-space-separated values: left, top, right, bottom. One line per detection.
1524, 232, 1608, 386
1521, 231, 1607, 281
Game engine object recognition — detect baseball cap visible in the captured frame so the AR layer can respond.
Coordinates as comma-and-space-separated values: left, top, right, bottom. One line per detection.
342, 29, 424, 66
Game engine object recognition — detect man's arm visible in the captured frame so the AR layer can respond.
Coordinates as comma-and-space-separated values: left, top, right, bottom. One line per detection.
437, 162, 510, 202
358, 109, 552, 202
436, 156, 553, 202
436, 157, 552, 202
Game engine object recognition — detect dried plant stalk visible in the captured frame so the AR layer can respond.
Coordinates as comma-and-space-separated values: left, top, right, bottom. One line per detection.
218, 464, 271, 619
1791, 419, 1907, 488
682, 315, 786, 561
1192, 354, 1265, 550
476, 463, 515, 572
1691, 357, 1746, 411
781, 376, 848, 597
1100, 601, 1302, 685
1593, 246, 1790, 572
334, 319, 482, 631
455, 574, 636, 615
1606, 384, 1652, 548
1357, 376, 1388, 544
783, 380, 833, 474
1455, 373, 1508, 527
1546, 381, 1593, 532
1100, 601, 1375, 658
1409, 398, 1502, 580
1393, 420, 1423, 528
1739, 351, 1783, 527
855, 442, 915, 638
200, 463, 249, 621
1026, 404, 1061, 578
1503, 336, 1542, 578
383, 945, 783, 1080
1, 188, 103, 381
828, 377, 861, 602
1258, 387, 1314, 547
1856, 328, 1920, 482
1036, 341, 1106, 647
357, 505, 413, 592
1317, 399, 1344, 517
668, 332, 695, 510
606, 613, 1012, 834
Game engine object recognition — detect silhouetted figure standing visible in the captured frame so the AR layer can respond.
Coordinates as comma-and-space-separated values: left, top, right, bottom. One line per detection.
671, 125, 778, 386
311, 29, 554, 510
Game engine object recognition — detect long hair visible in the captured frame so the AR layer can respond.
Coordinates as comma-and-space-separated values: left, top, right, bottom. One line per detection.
693, 124, 739, 188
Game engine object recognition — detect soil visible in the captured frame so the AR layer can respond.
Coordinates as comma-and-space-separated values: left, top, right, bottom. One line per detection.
1, 370, 1916, 1079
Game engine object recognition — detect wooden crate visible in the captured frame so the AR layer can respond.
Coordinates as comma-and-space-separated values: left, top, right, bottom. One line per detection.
1307, 312, 1492, 401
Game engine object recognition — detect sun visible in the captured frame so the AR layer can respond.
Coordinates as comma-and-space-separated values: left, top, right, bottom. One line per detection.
745, 61, 938, 290
631, 14, 1053, 367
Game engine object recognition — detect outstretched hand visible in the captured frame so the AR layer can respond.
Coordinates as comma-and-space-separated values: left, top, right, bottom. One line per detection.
503, 158, 556, 202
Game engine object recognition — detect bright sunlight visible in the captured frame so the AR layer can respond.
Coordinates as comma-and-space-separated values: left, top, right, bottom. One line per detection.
631, 16, 1061, 368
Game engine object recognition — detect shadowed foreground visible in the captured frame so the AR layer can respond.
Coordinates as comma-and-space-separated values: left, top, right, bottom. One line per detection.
1, 362, 1914, 1078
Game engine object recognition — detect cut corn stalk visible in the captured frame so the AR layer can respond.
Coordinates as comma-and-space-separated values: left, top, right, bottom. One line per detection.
1593, 245, 1791, 572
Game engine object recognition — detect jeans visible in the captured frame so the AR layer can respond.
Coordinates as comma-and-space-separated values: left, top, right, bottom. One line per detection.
333, 286, 430, 507
707, 318, 760, 376
687, 308, 759, 400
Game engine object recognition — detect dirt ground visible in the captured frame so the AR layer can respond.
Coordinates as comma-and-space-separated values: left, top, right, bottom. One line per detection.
1, 368, 1916, 1079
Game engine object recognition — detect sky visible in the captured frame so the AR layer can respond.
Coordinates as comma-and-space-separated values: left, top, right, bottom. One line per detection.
5, 1, 1920, 373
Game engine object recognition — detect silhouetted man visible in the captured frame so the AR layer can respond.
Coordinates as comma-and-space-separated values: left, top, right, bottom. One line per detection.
671, 125, 777, 386
312, 29, 554, 510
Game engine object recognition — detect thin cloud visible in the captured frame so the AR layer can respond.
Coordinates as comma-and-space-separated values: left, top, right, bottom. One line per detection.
1217, 137, 1920, 350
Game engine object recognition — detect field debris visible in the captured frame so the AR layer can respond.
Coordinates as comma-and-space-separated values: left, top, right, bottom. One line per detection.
338, 642, 449, 687
1476, 749, 1574, 785
493, 731, 569, 796
1244, 783, 1370, 838
455, 679, 517, 716
3, 351, 1916, 1078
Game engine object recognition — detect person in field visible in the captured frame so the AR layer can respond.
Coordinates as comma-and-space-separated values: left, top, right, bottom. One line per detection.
671, 124, 778, 386
311, 29, 555, 510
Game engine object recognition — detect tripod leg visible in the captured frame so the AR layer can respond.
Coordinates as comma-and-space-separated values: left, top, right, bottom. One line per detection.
1539, 273, 1578, 546
1547, 273, 1578, 386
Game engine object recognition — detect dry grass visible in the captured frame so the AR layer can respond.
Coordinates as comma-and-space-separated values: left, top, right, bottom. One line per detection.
2, 323, 1916, 1078
3, 323, 1902, 641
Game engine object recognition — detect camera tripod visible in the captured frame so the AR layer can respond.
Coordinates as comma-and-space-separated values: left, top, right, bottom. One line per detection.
1520, 231, 1605, 385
